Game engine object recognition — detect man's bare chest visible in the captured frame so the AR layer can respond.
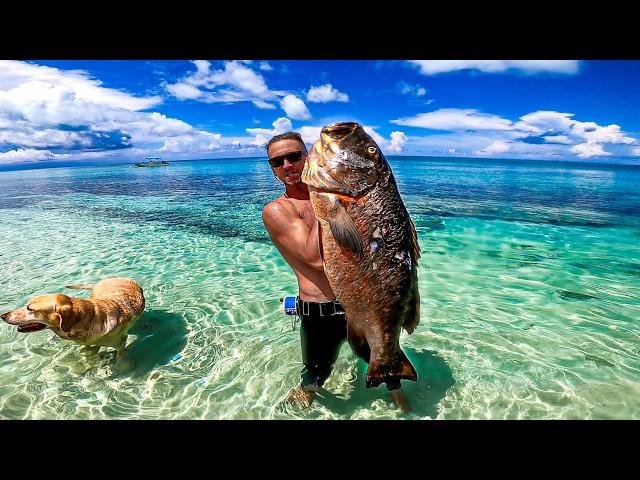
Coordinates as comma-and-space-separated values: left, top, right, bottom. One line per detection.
288, 198, 315, 227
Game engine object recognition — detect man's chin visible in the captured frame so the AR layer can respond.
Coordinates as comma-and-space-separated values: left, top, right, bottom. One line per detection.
283, 175, 301, 185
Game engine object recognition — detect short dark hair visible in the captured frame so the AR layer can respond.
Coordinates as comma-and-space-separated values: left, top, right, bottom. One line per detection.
265, 131, 307, 155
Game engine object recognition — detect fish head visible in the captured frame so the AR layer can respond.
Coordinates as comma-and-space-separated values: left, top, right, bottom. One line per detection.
303, 122, 386, 197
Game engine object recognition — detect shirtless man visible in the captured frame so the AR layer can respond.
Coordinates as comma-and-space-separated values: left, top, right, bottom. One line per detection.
262, 131, 410, 412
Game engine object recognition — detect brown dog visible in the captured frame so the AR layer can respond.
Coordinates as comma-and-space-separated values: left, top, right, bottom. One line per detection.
1, 278, 145, 357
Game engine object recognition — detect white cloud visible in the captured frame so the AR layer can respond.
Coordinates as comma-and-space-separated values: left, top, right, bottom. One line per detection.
517, 111, 637, 145
213, 61, 271, 96
246, 117, 294, 146
0, 61, 162, 111
363, 126, 386, 147
159, 131, 222, 153
0, 63, 162, 129
280, 95, 311, 120
397, 81, 427, 97
516, 111, 575, 134
404, 130, 571, 159
0, 148, 56, 163
164, 60, 285, 105
391, 108, 513, 131
571, 142, 610, 158
143, 112, 192, 136
632, 147, 640, 156
246, 117, 293, 136
0, 124, 91, 149
387, 131, 408, 153
272, 117, 293, 133
390, 107, 639, 159
474, 140, 510, 155
0, 60, 228, 163
574, 122, 636, 144
398, 82, 412, 95
408, 60, 579, 75
359, 126, 409, 155
544, 135, 572, 144
252, 100, 276, 109
306, 84, 349, 103
259, 62, 273, 71
298, 126, 323, 145
250, 134, 268, 147
164, 82, 203, 101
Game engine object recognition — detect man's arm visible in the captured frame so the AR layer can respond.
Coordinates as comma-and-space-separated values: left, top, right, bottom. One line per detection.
262, 201, 324, 272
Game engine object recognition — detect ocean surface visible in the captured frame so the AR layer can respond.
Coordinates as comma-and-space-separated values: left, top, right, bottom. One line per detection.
0, 156, 639, 420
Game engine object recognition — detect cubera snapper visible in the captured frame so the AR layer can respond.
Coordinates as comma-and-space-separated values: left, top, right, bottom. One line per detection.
302, 121, 421, 390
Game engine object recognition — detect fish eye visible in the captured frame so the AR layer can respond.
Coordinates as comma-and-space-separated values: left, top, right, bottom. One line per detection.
367, 146, 377, 154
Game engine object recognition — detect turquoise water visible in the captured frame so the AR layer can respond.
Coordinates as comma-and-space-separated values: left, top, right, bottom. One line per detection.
1, 157, 639, 419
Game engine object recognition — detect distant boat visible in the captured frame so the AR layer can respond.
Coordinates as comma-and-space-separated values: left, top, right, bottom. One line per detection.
135, 156, 169, 167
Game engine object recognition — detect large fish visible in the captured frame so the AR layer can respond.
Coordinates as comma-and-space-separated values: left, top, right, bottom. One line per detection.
302, 122, 421, 390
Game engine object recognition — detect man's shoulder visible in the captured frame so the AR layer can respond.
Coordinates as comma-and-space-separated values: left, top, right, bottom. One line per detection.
263, 196, 295, 222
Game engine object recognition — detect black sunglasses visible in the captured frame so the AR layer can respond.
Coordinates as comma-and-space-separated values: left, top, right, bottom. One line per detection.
268, 150, 305, 168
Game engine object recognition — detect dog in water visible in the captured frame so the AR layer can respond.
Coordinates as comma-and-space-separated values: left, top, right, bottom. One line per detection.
1, 277, 145, 362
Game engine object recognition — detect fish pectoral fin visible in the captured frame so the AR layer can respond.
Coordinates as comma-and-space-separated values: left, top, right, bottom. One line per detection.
327, 200, 363, 257
317, 220, 325, 265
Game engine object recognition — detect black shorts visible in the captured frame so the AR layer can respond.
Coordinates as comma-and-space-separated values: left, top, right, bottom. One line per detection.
297, 298, 347, 390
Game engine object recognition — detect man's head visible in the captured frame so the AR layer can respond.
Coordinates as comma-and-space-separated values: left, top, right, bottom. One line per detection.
266, 132, 307, 186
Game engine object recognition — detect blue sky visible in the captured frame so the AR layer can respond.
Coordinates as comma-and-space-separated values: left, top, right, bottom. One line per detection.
1, 60, 639, 166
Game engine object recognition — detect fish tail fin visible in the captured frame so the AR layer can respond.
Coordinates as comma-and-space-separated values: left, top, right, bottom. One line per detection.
365, 350, 417, 389
64, 284, 94, 290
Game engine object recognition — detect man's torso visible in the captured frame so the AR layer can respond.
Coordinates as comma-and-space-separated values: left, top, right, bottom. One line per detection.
272, 195, 335, 302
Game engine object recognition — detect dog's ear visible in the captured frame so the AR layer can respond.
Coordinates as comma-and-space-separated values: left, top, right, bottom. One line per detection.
54, 302, 78, 333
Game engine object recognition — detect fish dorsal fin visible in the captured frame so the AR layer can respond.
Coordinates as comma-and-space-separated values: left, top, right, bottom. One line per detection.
328, 200, 363, 257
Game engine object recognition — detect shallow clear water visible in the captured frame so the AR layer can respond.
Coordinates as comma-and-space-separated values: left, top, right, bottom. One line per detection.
1, 157, 639, 419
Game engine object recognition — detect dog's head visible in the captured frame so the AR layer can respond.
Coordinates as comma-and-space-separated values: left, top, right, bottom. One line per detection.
1, 294, 79, 334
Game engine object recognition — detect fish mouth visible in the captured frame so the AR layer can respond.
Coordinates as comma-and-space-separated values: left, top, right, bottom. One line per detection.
321, 122, 359, 142
302, 141, 349, 193
17, 322, 47, 333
